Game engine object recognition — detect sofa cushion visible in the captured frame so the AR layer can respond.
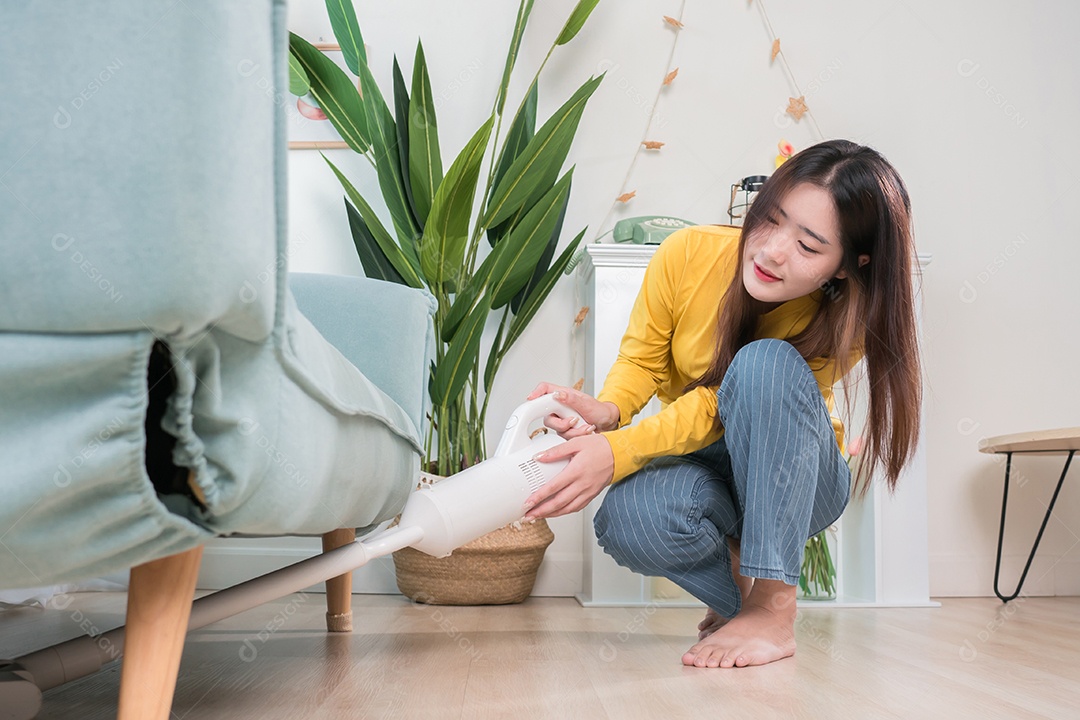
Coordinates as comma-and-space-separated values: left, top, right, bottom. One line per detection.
289, 273, 437, 440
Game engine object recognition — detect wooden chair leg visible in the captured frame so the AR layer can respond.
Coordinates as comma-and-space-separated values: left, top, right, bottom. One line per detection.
321, 528, 355, 632
117, 545, 203, 720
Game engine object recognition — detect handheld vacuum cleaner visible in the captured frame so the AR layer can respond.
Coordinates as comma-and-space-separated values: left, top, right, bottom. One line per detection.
2, 393, 584, 706
223, 390, 582, 576
385, 391, 582, 557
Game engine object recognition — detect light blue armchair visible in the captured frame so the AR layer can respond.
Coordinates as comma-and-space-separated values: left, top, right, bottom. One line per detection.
0, 1, 434, 717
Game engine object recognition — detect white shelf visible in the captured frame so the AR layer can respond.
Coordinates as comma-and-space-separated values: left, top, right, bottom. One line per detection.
574, 241, 935, 609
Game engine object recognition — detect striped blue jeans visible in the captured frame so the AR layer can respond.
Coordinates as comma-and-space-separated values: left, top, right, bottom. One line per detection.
593, 339, 851, 618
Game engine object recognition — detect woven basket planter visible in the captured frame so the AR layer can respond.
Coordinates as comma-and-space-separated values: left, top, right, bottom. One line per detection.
392, 472, 554, 605
393, 519, 554, 605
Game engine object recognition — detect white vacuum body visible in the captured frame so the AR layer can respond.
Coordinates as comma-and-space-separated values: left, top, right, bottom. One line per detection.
393, 392, 581, 557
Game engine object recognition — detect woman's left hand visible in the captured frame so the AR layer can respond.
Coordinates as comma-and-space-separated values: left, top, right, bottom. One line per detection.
523, 433, 614, 521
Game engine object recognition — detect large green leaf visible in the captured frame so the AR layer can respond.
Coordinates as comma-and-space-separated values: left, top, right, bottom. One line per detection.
420, 117, 494, 291
288, 51, 310, 96
486, 81, 537, 248
345, 199, 406, 285
355, 57, 421, 251
491, 81, 538, 197
392, 57, 422, 231
409, 40, 442, 225
289, 33, 369, 153
504, 228, 586, 349
452, 170, 567, 324
483, 74, 602, 228
556, 0, 601, 45
486, 169, 574, 308
511, 176, 569, 313
325, 0, 367, 73
440, 276, 483, 344
325, 155, 424, 288
439, 228, 507, 343
432, 294, 491, 407
483, 309, 508, 394
495, 0, 535, 115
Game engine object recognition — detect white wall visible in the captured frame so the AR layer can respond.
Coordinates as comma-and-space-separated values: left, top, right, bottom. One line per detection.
279, 0, 1080, 598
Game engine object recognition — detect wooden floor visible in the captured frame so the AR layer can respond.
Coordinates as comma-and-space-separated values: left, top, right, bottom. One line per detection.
2, 592, 1078, 719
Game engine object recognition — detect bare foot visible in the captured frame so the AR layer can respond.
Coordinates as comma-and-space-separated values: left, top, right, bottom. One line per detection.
683, 579, 796, 668
697, 608, 727, 639
696, 536, 755, 640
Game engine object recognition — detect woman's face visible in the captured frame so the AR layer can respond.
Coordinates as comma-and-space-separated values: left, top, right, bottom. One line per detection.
742, 182, 852, 309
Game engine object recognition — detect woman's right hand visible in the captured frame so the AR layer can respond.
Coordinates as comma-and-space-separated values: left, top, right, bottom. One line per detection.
526, 383, 621, 440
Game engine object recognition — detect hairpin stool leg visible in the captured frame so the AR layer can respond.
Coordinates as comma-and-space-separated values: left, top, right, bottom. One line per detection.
994, 450, 1075, 602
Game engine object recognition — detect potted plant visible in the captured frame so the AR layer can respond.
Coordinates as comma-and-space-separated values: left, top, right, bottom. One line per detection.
289, 0, 603, 603
799, 527, 837, 600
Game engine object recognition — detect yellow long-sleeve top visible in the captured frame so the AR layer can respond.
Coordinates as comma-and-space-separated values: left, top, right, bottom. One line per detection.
597, 224, 861, 483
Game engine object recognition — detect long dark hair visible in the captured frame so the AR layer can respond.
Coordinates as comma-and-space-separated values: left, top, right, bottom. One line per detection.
686, 139, 921, 496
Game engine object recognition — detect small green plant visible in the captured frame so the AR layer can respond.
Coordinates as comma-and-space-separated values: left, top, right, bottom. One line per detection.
799, 438, 862, 599
799, 528, 836, 599
288, 0, 603, 476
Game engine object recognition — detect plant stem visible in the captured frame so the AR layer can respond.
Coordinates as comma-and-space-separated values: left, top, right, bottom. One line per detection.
477, 306, 511, 455
801, 530, 836, 596
424, 281, 450, 471
470, 363, 484, 462
423, 405, 435, 474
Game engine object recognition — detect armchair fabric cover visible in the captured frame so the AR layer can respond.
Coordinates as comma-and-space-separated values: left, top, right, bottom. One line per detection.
0, 0, 434, 587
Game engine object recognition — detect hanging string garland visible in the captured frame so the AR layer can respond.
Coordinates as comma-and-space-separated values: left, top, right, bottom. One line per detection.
591, 1, 689, 236
566, 3, 689, 391
754, 0, 826, 141
596, 0, 823, 235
